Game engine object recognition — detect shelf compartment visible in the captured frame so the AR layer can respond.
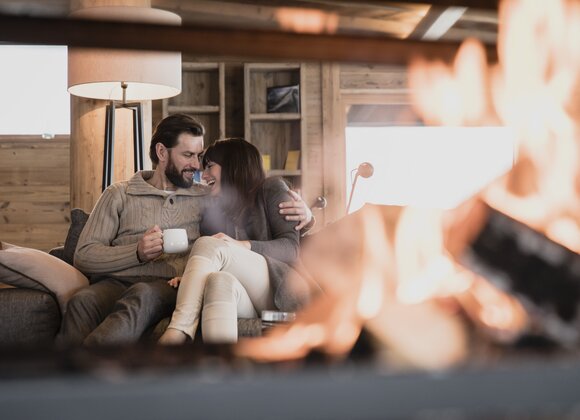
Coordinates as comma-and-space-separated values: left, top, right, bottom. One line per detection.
245, 63, 301, 72
162, 61, 225, 142
249, 113, 301, 122
167, 105, 220, 114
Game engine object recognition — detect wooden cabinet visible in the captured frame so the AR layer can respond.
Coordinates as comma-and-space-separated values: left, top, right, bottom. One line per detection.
162, 62, 225, 145
244, 63, 305, 188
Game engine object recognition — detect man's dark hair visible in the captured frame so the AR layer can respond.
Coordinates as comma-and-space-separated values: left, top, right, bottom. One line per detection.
149, 114, 205, 165
202, 137, 265, 220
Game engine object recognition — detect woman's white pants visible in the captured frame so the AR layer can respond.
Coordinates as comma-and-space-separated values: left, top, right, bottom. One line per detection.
167, 236, 272, 343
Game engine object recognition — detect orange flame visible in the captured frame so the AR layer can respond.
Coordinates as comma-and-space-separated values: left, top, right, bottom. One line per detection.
276, 8, 339, 34
410, 0, 580, 253
237, 0, 580, 369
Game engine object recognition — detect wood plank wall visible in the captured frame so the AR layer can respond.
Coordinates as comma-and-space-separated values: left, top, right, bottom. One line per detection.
320, 63, 409, 225
303, 63, 325, 225
0, 135, 70, 251
0, 63, 406, 250
156, 61, 327, 227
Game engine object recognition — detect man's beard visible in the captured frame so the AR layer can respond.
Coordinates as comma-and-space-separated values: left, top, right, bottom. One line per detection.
165, 156, 193, 189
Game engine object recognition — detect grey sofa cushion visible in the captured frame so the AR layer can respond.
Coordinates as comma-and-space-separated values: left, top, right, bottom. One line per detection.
0, 288, 61, 347
63, 208, 90, 265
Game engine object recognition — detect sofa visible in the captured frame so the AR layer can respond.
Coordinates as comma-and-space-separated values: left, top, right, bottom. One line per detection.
0, 209, 262, 349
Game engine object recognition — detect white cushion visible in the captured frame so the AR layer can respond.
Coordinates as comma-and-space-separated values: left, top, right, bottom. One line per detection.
0, 242, 89, 314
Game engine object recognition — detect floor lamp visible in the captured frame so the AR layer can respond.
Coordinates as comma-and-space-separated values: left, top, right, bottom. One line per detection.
67, 6, 182, 191
346, 162, 374, 214
103, 86, 145, 191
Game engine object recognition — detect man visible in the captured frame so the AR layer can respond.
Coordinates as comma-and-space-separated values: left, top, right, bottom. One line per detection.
58, 114, 312, 346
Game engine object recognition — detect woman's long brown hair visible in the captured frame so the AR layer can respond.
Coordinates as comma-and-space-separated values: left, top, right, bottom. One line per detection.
202, 137, 266, 221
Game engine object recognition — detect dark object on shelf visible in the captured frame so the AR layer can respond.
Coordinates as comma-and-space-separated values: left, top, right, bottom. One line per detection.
267, 84, 300, 113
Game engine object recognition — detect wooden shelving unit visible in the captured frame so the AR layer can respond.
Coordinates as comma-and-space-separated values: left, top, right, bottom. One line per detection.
162, 62, 225, 145
244, 63, 306, 188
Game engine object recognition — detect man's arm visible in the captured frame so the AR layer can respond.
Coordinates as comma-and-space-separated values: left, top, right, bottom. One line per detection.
278, 189, 315, 232
74, 186, 144, 274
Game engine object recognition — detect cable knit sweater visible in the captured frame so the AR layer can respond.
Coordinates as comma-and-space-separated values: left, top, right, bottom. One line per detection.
74, 171, 206, 282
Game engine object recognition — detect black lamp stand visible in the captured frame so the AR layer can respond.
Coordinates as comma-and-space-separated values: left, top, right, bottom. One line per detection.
102, 85, 145, 192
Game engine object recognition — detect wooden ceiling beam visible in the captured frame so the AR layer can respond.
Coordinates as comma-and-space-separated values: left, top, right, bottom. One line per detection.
0, 13, 497, 64
188, 0, 499, 11
158, 0, 427, 38
350, 0, 499, 10
408, 5, 468, 41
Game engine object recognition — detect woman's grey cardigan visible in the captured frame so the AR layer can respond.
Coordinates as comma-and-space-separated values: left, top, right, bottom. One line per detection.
201, 177, 310, 311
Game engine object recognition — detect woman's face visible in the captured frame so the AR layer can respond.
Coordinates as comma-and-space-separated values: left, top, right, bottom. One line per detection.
202, 160, 222, 196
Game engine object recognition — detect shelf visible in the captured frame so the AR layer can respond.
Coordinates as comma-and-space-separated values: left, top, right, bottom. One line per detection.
162, 61, 226, 142
268, 169, 302, 177
244, 62, 305, 189
249, 113, 301, 122
181, 62, 220, 71
167, 105, 220, 114
245, 63, 301, 72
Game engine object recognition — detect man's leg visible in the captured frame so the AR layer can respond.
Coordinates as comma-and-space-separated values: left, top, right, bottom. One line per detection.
84, 279, 177, 346
56, 279, 127, 347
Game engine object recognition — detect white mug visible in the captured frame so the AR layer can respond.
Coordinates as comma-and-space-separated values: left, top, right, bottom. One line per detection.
162, 228, 188, 254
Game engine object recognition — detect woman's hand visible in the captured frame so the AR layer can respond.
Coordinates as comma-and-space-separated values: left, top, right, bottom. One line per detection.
167, 277, 182, 288
212, 232, 251, 249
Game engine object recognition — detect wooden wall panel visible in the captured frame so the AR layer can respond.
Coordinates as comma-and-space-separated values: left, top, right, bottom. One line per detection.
321, 63, 344, 226
224, 63, 245, 138
0, 135, 70, 251
318, 63, 410, 225
340, 64, 408, 92
303, 62, 324, 226
0, 224, 70, 252
0, 63, 409, 250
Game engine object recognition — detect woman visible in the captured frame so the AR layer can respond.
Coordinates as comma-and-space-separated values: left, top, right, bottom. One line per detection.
159, 138, 310, 344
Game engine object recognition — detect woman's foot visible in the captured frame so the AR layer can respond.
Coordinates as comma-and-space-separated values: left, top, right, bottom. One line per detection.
158, 328, 188, 345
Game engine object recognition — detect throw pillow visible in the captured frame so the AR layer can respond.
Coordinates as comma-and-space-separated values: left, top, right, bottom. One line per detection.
63, 208, 90, 265
0, 241, 89, 314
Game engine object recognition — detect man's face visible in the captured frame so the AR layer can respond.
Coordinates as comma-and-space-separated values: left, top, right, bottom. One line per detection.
164, 133, 203, 189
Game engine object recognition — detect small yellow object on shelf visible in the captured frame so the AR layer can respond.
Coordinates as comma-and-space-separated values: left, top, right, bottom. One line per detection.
262, 154, 271, 171
284, 150, 300, 170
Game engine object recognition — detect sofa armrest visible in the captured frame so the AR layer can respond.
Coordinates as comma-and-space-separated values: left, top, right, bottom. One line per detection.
0, 288, 61, 347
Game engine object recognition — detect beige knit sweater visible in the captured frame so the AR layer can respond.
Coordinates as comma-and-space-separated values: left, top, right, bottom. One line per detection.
74, 171, 207, 282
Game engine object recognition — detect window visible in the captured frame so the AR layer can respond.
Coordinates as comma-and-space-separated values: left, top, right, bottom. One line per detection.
0, 45, 69, 136
345, 126, 515, 212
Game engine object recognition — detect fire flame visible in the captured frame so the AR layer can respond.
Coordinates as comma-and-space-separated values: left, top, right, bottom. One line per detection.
236, 0, 580, 368
410, 0, 580, 253
276, 8, 339, 34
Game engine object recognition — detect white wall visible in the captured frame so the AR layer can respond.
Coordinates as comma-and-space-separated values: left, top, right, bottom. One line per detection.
0, 45, 69, 136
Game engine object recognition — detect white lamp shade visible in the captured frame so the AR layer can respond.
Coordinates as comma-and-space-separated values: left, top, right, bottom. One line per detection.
68, 6, 182, 101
